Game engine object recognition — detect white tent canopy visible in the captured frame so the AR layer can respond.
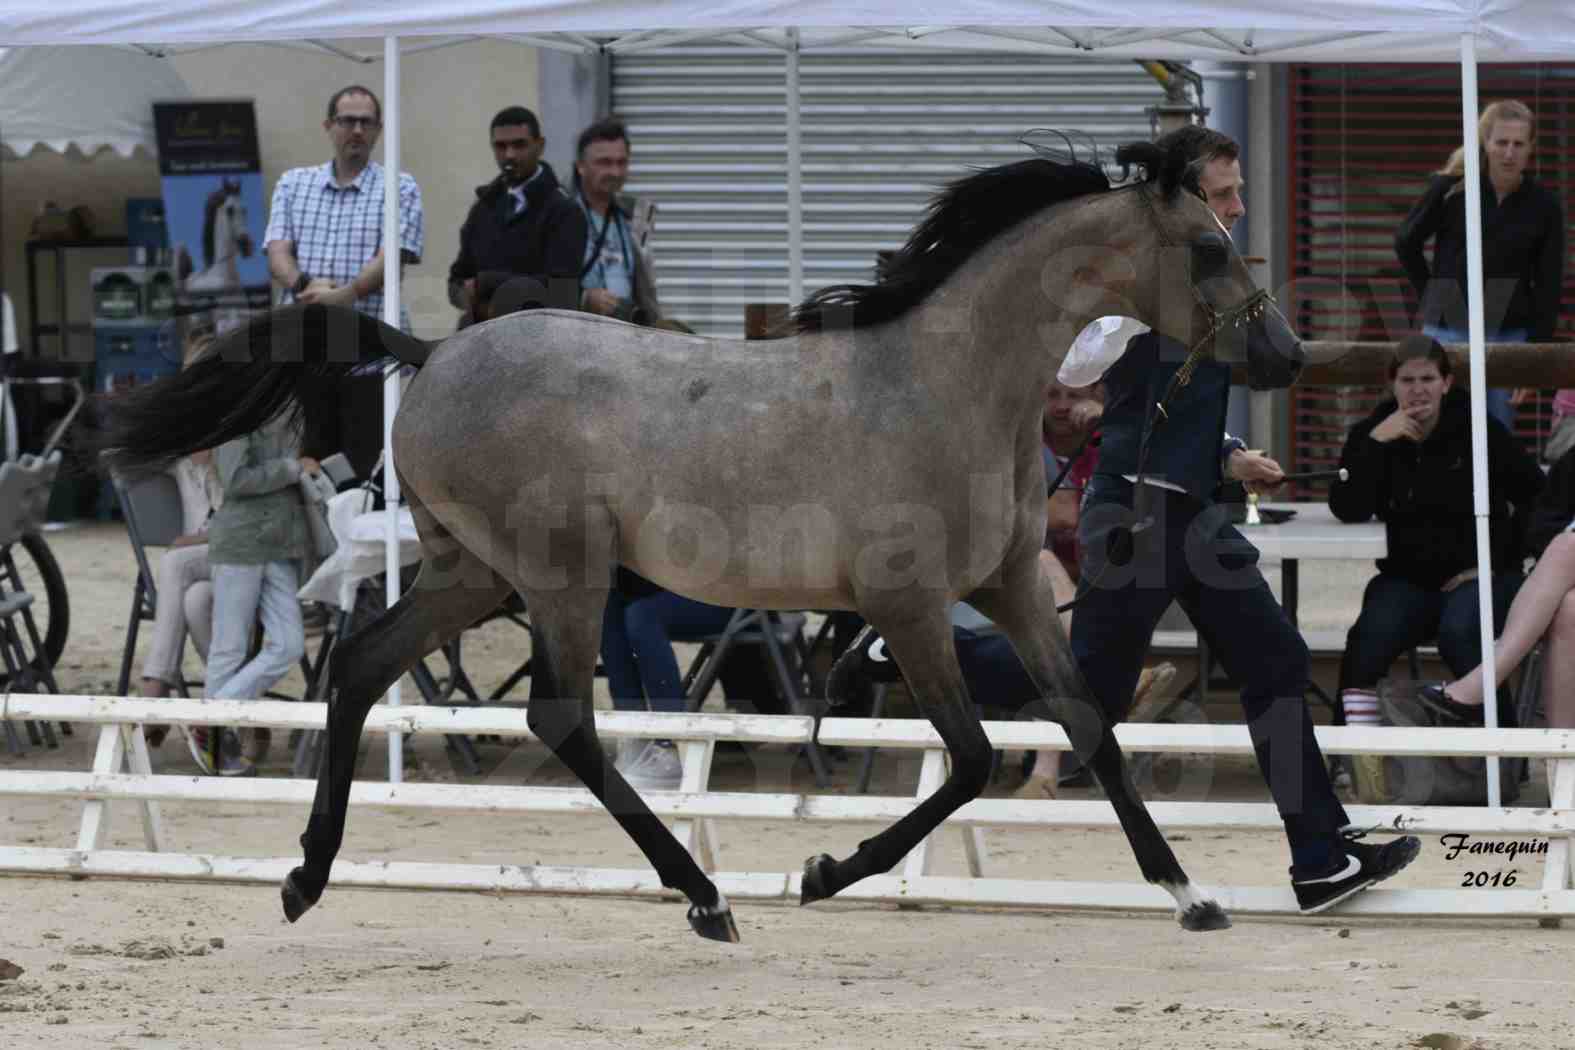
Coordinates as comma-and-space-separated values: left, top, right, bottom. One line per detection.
1, 1, 1575, 61
0, 45, 188, 155
2, 2, 1561, 797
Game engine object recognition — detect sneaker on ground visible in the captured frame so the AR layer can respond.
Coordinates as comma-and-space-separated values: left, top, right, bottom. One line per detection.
184, 725, 217, 775
824, 625, 901, 714
623, 740, 684, 791
216, 729, 257, 778
1292, 826, 1421, 914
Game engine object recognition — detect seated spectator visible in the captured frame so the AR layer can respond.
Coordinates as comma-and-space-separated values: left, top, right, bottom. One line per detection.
138, 451, 220, 721
139, 331, 223, 746
601, 569, 735, 790
185, 416, 316, 776
1419, 444, 1575, 727
1043, 377, 1104, 581
1330, 334, 1543, 730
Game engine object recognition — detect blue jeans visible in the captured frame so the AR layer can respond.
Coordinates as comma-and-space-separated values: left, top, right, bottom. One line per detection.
206, 560, 305, 700
1338, 570, 1523, 696
600, 589, 736, 713
1424, 325, 1527, 431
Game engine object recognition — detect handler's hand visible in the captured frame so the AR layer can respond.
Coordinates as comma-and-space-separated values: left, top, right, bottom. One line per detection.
1228, 448, 1285, 496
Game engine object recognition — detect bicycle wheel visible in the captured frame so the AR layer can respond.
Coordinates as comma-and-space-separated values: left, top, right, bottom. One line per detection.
4, 533, 70, 672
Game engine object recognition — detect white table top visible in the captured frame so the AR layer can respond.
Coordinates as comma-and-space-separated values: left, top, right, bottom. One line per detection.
298, 497, 422, 610
1245, 501, 1386, 562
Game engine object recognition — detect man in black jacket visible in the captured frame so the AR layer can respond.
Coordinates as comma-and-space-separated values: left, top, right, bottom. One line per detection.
447, 106, 587, 328
1330, 334, 1544, 709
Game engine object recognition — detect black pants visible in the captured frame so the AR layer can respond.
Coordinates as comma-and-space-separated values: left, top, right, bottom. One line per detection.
1070, 478, 1348, 854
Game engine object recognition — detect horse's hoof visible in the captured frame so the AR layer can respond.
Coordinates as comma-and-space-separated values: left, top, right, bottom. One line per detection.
687, 899, 741, 944
280, 868, 321, 923
1178, 899, 1231, 932
799, 853, 839, 906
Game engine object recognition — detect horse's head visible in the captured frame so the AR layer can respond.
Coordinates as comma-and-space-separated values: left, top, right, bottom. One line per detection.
207, 182, 253, 261
1114, 135, 1303, 390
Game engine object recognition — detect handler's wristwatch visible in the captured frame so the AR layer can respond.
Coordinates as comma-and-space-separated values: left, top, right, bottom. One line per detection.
292, 272, 312, 295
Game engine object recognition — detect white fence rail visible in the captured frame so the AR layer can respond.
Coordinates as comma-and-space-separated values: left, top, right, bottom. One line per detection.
3, 693, 1573, 921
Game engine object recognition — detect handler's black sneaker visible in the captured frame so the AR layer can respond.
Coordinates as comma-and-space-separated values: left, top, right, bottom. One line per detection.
1292, 827, 1421, 914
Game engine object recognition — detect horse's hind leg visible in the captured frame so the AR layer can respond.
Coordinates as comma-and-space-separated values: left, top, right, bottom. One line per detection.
521, 582, 738, 943
969, 558, 1229, 931
801, 608, 994, 903
282, 545, 512, 922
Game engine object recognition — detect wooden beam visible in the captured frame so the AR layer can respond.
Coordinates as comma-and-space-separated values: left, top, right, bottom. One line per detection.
1235, 341, 1575, 386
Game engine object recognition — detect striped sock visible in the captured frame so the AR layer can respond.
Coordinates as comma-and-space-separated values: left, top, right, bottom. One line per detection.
1341, 688, 1382, 726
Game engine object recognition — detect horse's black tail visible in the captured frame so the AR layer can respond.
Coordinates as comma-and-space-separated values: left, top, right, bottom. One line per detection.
92, 304, 434, 477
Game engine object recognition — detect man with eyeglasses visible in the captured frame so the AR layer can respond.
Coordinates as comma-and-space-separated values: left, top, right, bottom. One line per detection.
264, 84, 425, 480
447, 105, 586, 329
263, 84, 425, 333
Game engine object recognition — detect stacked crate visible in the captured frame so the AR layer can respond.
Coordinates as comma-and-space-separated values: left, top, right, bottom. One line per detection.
91, 265, 180, 392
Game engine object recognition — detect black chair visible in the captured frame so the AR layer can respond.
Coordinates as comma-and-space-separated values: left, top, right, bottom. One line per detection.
110, 468, 190, 697
680, 608, 830, 787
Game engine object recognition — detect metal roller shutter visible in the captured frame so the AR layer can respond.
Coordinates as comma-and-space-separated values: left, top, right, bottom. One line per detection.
1287, 63, 1575, 490
612, 47, 1160, 338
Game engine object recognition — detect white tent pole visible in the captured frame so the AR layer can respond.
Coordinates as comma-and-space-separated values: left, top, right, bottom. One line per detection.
786, 28, 803, 306
1459, 32, 1501, 806
382, 35, 404, 784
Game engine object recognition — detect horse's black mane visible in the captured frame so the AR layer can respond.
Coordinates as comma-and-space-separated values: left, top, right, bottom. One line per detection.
790, 133, 1204, 334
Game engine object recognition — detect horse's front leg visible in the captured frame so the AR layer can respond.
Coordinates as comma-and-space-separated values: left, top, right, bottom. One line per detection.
801, 607, 994, 904
282, 560, 513, 922
968, 555, 1229, 932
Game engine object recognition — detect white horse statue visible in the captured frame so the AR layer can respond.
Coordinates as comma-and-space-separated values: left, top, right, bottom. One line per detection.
178, 179, 254, 293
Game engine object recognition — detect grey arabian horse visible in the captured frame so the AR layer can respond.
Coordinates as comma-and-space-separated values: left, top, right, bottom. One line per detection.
96, 136, 1300, 942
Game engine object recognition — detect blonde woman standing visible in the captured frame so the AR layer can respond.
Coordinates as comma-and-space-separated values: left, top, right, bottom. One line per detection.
1394, 99, 1565, 431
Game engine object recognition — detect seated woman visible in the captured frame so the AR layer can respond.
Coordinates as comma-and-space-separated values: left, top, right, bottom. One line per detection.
140, 332, 224, 746
138, 451, 220, 705
1330, 335, 1544, 727
600, 569, 736, 790
1420, 445, 1575, 727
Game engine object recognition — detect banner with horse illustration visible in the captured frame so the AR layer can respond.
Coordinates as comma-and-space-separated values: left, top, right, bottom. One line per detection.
153, 99, 271, 331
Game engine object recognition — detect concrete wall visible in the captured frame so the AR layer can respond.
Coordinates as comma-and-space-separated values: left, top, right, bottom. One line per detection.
1, 38, 563, 349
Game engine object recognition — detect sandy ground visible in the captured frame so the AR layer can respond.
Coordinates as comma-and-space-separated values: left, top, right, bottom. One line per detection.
1, 522, 1572, 1050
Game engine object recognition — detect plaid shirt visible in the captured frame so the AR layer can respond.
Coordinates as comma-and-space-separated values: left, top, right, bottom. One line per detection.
263, 160, 424, 332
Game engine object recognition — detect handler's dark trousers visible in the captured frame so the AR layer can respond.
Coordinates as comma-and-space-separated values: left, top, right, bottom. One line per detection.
1070, 477, 1349, 855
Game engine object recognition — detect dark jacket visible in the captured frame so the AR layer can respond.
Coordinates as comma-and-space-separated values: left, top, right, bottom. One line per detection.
1394, 172, 1566, 341
1094, 331, 1241, 503
447, 161, 587, 327
1329, 387, 1544, 589
1525, 446, 1575, 560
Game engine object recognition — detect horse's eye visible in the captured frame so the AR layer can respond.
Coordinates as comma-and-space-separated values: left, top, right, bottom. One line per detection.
1191, 233, 1229, 278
